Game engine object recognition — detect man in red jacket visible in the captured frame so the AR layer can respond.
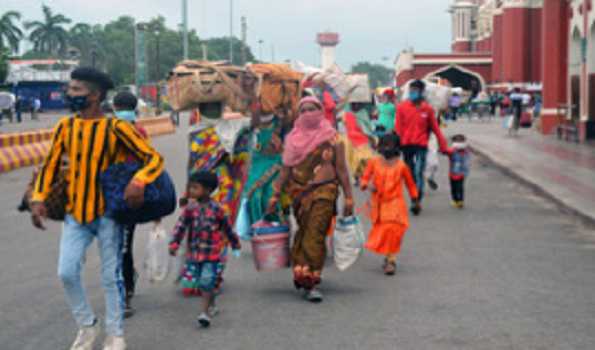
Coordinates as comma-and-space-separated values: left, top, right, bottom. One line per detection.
395, 80, 448, 214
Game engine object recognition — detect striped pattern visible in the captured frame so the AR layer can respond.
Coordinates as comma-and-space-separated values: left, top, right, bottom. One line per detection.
31, 117, 164, 224
0, 116, 175, 175
0, 141, 50, 173
0, 129, 53, 148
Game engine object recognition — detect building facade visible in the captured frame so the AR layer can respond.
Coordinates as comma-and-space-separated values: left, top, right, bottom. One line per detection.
395, 0, 595, 140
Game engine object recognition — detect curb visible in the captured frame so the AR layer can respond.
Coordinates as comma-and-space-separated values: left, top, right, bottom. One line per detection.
468, 143, 595, 227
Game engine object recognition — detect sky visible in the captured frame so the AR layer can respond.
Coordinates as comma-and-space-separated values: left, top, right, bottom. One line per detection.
6, 0, 452, 69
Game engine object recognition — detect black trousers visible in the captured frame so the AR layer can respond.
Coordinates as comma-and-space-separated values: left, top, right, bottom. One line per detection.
122, 224, 136, 297
450, 178, 465, 202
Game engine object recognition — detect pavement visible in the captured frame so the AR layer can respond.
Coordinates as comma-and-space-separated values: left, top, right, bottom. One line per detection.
446, 118, 595, 225
1, 122, 595, 349
0, 111, 66, 134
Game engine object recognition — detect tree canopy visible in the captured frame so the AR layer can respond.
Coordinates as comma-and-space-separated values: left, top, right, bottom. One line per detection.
1, 5, 258, 86
351, 62, 394, 89
0, 11, 23, 54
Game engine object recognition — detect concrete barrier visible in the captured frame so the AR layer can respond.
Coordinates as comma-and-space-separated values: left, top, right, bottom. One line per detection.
136, 116, 176, 137
0, 130, 53, 173
0, 117, 176, 174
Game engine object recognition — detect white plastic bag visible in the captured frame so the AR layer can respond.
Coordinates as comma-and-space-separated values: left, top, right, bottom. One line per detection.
333, 216, 365, 271
144, 223, 170, 283
503, 115, 513, 130
425, 136, 439, 179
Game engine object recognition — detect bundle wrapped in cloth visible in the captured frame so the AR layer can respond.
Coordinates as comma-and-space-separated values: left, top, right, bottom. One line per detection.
246, 63, 304, 118
167, 60, 255, 112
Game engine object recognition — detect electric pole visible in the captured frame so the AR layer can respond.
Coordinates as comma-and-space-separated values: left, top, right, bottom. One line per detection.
241, 16, 247, 65
182, 0, 188, 60
229, 0, 234, 63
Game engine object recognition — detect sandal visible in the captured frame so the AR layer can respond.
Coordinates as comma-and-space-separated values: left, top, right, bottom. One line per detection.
384, 261, 396, 276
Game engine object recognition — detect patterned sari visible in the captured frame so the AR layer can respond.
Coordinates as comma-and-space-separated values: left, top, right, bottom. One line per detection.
286, 140, 339, 290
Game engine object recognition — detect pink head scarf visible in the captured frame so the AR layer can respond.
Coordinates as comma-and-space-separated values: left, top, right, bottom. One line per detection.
282, 96, 337, 167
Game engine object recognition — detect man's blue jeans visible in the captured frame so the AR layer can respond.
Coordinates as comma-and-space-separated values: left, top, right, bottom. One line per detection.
58, 215, 125, 336
403, 147, 428, 201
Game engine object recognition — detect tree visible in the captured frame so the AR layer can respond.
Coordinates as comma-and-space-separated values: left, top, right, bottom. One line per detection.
202, 37, 255, 65
0, 11, 23, 54
68, 23, 98, 64
351, 62, 394, 89
0, 48, 9, 82
95, 16, 135, 85
25, 5, 72, 55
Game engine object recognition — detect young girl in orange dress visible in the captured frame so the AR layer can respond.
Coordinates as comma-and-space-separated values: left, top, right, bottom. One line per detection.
360, 133, 420, 275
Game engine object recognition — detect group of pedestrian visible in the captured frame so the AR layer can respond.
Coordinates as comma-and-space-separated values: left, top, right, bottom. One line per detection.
28, 65, 473, 350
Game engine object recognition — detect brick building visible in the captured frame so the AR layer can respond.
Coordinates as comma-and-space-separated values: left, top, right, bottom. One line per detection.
395, 0, 595, 141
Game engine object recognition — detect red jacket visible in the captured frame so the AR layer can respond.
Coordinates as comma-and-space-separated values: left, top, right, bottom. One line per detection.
322, 91, 337, 126
395, 100, 448, 151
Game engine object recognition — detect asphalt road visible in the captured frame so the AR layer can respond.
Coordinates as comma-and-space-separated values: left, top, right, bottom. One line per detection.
1, 125, 595, 350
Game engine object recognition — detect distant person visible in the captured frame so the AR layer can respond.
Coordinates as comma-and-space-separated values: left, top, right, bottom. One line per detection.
445, 134, 470, 208
360, 133, 420, 275
31, 97, 41, 120
395, 79, 448, 214
15, 95, 23, 123
448, 93, 462, 121
510, 88, 524, 135
169, 171, 241, 328
375, 89, 396, 136
30, 67, 164, 350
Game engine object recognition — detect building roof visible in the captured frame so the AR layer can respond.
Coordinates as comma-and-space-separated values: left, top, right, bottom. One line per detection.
6, 59, 79, 84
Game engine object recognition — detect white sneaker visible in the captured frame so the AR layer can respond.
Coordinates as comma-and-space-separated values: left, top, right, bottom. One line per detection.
69, 320, 100, 350
103, 335, 126, 350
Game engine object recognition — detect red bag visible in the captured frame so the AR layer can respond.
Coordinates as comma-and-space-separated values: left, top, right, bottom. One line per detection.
520, 112, 532, 128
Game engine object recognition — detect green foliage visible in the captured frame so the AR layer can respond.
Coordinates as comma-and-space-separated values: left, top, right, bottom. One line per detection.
0, 11, 23, 54
2, 5, 258, 86
25, 5, 71, 54
351, 62, 394, 89
0, 47, 9, 82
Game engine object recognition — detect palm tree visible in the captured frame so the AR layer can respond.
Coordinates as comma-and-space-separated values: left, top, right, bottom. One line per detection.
25, 5, 71, 55
0, 11, 24, 54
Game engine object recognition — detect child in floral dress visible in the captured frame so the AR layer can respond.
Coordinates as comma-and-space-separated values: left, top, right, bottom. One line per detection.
169, 171, 241, 328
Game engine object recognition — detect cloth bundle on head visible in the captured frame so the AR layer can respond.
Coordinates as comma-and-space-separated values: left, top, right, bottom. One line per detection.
282, 96, 336, 167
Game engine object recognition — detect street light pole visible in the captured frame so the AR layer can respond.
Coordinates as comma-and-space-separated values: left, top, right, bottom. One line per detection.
258, 39, 264, 62
182, 0, 188, 60
229, 0, 234, 63
155, 30, 161, 113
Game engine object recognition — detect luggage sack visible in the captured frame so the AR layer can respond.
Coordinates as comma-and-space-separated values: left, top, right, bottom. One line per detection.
100, 162, 177, 225
247, 63, 303, 117
167, 60, 254, 112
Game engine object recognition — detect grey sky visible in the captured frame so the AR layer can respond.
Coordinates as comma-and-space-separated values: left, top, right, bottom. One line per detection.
7, 0, 451, 69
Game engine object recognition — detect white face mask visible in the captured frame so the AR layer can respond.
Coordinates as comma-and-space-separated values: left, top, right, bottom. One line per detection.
453, 142, 467, 150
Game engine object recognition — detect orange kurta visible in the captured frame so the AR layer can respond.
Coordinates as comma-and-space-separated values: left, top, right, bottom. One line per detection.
360, 157, 418, 255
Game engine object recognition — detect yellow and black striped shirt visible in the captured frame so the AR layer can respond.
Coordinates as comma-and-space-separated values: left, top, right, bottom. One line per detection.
32, 116, 164, 224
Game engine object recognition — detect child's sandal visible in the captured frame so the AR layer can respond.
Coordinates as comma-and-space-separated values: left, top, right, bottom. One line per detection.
384, 261, 396, 275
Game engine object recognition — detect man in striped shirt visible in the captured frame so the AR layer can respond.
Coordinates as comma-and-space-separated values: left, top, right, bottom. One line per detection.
30, 68, 164, 350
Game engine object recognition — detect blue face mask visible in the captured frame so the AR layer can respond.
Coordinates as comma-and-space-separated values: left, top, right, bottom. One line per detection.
115, 110, 137, 122
409, 91, 422, 102
65, 94, 89, 112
